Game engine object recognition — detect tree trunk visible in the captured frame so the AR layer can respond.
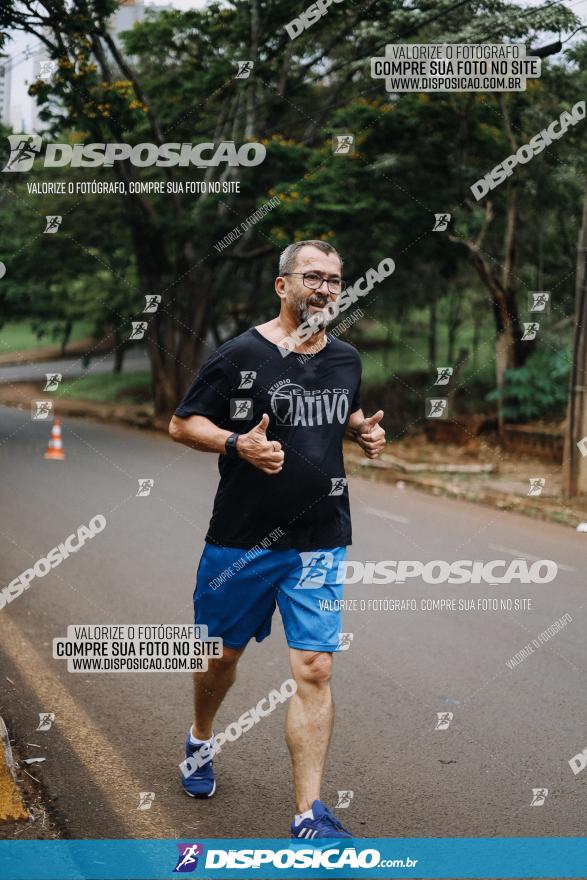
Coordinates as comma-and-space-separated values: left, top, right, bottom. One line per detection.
428, 293, 437, 370
60, 320, 72, 356
563, 179, 587, 497
113, 344, 125, 374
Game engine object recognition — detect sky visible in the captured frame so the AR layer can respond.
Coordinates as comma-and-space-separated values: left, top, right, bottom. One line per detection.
3, 0, 587, 131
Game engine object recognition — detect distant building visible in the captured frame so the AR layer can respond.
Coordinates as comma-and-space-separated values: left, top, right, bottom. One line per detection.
2, 0, 171, 133
0, 61, 11, 126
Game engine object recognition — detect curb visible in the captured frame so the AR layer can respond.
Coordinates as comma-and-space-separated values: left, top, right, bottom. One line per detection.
345, 454, 587, 529
0, 714, 28, 822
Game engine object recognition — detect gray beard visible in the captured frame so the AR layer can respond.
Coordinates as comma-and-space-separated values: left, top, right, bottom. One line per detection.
296, 296, 332, 331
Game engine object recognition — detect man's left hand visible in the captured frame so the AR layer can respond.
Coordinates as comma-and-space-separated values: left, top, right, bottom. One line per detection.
356, 410, 386, 459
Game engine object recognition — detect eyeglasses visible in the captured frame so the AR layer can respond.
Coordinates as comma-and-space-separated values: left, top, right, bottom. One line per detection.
282, 271, 347, 295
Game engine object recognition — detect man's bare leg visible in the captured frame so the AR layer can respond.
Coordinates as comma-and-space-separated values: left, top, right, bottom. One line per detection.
285, 649, 334, 812
192, 645, 245, 739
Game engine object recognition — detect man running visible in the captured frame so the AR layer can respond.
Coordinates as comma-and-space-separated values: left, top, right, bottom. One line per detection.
169, 239, 386, 839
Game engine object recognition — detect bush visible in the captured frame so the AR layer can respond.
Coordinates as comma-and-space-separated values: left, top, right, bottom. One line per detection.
486, 344, 571, 422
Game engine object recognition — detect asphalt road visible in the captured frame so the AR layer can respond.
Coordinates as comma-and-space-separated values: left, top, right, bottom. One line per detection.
1, 404, 586, 844
0, 349, 149, 384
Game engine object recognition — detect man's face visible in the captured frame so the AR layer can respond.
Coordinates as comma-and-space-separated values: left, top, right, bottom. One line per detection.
278, 246, 343, 330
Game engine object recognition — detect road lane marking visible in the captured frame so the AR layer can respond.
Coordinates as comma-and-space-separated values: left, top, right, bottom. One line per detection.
488, 543, 575, 572
363, 505, 410, 524
0, 613, 183, 836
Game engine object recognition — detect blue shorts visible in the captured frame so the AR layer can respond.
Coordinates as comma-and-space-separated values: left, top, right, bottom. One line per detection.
194, 543, 347, 652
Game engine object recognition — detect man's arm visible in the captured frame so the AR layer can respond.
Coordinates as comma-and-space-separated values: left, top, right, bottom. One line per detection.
169, 413, 285, 475
346, 408, 386, 459
169, 414, 232, 453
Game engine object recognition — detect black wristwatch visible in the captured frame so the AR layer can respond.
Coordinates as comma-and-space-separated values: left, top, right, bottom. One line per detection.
225, 432, 240, 459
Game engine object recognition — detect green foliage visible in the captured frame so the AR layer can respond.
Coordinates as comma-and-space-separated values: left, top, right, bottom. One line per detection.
486, 344, 571, 421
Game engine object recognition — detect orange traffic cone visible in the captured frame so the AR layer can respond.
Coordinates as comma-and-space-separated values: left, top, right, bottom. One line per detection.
44, 418, 65, 461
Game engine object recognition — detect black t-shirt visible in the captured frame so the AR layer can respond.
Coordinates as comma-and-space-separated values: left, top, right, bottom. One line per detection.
174, 327, 362, 551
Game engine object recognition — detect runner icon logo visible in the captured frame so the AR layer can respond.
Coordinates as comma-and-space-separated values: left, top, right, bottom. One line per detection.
330, 477, 347, 496
337, 632, 353, 651
435, 711, 453, 730
44, 373, 62, 391
530, 788, 548, 806
173, 843, 204, 873
37, 712, 55, 731
238, 371, 256, 389
335, 790, 354, 808
293, 551, 335, 589
529, 292, 550, 312
435, 367, 453, 385
230, 398, 253, 419
433, 213, 451, 231
44, 215, 62, 233
143, 295, 161, 313
2, 134, 42, 172
137, 792, 155, 810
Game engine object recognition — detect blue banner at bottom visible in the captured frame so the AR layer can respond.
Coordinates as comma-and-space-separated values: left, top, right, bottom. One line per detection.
0, 837, 586, 879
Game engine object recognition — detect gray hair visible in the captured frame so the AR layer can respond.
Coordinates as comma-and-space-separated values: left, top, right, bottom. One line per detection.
278, 239, 343, 276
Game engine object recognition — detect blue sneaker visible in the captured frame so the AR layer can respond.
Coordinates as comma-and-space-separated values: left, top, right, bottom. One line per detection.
180, 734, 216, 798
290, 800, 352, 840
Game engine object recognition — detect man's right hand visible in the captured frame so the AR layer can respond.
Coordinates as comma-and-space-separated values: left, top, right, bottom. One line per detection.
236, 414, 284, 475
